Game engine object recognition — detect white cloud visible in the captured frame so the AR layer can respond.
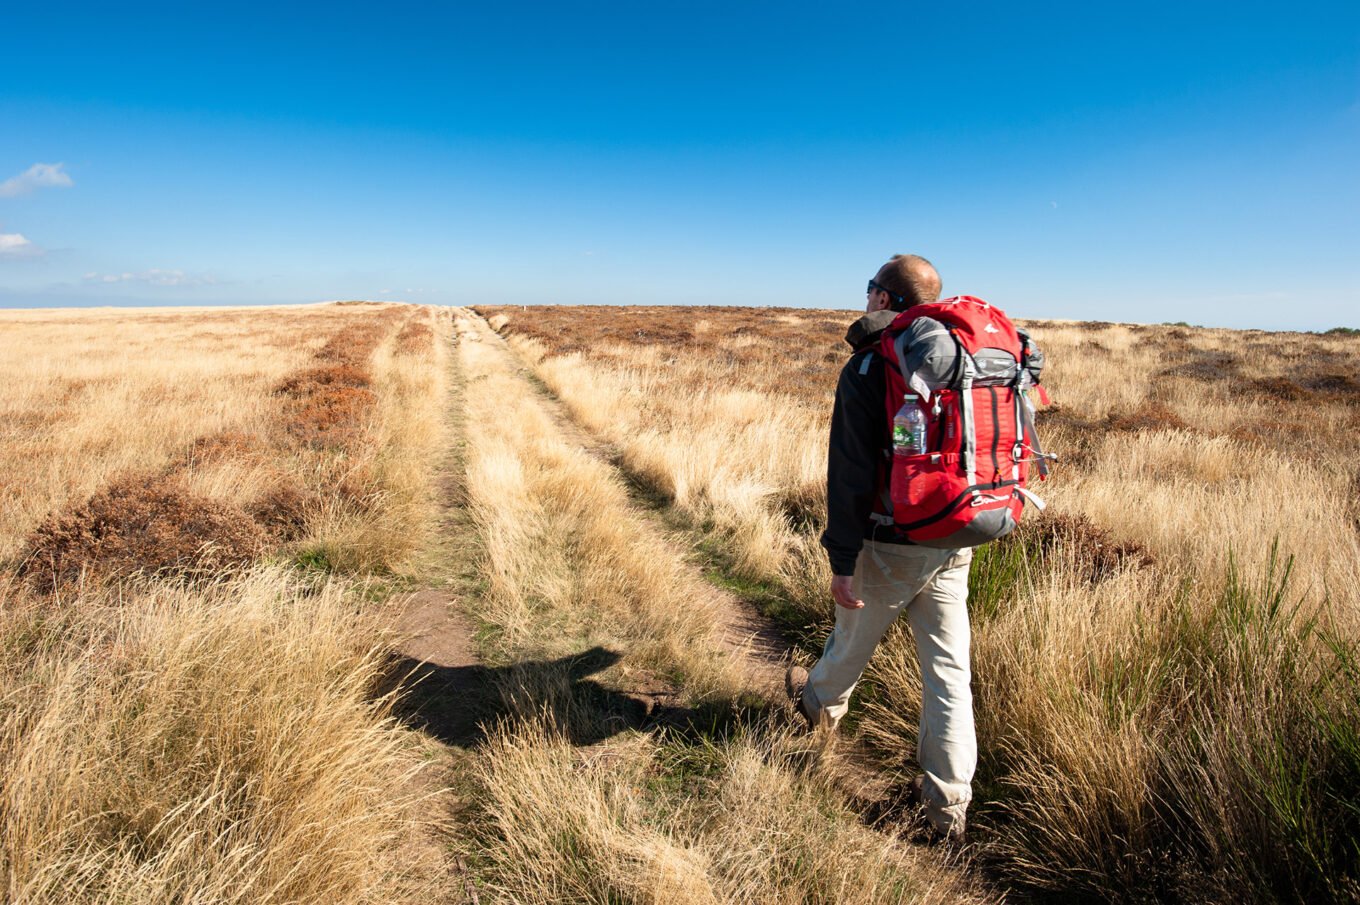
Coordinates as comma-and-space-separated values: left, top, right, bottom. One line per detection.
0, 232, 40, 257
83, 268, 215, 287
0, 163, 74, 198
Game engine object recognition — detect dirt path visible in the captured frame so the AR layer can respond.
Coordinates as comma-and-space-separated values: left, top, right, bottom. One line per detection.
457, 308, 795, 700
380, 313, 497, 756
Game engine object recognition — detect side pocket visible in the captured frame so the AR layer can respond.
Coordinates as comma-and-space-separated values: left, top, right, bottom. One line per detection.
929, 389, 960, 454
890, 452, 962, 515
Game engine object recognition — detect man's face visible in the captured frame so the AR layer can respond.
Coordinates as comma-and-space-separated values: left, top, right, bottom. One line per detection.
866, 279, 891, 314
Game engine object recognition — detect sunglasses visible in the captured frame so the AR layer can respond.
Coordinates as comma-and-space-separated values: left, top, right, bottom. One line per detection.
867, 280, 906, 305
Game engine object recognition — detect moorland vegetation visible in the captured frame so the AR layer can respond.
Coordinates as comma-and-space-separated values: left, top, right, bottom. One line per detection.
479, 303, 1360, 904
1, 303, 452, 902
3, 299, 1357, 904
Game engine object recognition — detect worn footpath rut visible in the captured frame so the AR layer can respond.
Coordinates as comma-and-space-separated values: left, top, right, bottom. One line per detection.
458, 307, 794, 696
457, 309, 924, 803
389, 308, 795, 746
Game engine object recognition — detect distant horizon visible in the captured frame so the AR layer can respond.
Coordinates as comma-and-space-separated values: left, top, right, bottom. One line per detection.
3, 295, 1355, 335
3, 1, 1356, 332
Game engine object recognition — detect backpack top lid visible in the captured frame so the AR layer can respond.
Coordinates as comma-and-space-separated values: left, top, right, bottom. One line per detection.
890, 296, 1023, 359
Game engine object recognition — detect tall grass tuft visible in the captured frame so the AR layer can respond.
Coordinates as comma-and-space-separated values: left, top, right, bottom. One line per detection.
1152, 546, 1360, 903
0, 568, 431, 904
980, 546, 1360, 903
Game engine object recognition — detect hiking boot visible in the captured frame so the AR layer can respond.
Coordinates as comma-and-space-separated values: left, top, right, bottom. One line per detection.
913, 776, 967, 846
922, 815, 967, 848
882, 775, 966, 846
784, 664, 816, 730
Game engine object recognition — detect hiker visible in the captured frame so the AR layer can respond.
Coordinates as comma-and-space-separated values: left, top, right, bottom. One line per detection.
786, 254, 979, 843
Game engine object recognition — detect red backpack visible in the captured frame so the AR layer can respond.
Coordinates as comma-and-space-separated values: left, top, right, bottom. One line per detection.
876, 296, 1053, 548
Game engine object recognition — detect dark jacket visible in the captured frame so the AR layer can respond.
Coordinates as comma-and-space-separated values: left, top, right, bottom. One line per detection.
819, 310, 910, 576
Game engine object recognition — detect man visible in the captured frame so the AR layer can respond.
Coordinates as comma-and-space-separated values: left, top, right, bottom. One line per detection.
786, 253, 975, 842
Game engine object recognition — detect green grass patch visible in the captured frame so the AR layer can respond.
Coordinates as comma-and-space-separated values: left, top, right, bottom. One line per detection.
695, 534, 823, 652
967, 531, 1036, 624
989, 543, 1360, 903
291, 545, 335, 572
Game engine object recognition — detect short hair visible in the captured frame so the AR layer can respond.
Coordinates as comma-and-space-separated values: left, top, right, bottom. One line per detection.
875, 254, 941, 312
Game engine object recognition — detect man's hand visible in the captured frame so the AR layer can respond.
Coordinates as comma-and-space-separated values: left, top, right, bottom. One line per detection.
831, 575, 864, 610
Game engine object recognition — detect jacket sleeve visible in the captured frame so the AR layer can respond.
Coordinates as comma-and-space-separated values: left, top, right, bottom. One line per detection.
820, 353, 883, 576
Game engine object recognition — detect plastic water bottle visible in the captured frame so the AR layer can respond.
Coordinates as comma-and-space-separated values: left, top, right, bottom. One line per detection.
893, 395, 928, 456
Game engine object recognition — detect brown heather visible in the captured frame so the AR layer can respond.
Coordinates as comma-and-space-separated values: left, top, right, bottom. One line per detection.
20, 473, 268, 591
394, 310, 436, 355
11, 302, 420, 588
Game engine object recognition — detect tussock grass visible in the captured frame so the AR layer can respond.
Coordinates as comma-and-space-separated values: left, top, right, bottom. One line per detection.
0, 568, 433, 904
482, 305, 1360, 903
461, 717, 983, 905
507, 335, 832, 618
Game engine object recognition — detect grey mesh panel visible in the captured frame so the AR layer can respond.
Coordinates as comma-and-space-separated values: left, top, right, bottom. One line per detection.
914, 507, 1017, 549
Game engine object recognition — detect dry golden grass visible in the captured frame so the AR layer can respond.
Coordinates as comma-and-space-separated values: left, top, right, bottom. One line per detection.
461, 717, 981, 905
9, 297, 1355, 902
0, 305, 341, 562
0, 569, 430, 904
0, 302, 455, 903
3, 303, 446, 583
452, 309, 742, 696
448, 309, 987, 904
480, 304, 1360, 903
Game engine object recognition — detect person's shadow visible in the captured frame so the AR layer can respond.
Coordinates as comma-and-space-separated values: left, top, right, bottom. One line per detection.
379, 645, 670, 748
379, 643, 780, 751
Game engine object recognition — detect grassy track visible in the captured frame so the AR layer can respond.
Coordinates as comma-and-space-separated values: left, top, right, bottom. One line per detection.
440, 308, 989, 904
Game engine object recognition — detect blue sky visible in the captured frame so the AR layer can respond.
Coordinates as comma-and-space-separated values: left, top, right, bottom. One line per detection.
1, 1, 1356, 329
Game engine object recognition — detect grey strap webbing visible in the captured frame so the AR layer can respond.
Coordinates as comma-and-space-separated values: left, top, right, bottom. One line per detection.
1019, 390, 1050, 477
960, 370, 977, 486
955, 334, 978, 487
893, 331, 912, 379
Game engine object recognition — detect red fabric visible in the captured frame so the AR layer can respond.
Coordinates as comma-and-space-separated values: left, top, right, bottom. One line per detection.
893, 296, 1024, 359
877, 296, 1035, 545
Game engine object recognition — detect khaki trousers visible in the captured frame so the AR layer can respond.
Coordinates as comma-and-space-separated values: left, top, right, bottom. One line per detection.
805, 540, 975, 833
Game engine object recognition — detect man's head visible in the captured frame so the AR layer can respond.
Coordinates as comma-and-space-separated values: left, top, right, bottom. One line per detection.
866, 254, 941, 313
